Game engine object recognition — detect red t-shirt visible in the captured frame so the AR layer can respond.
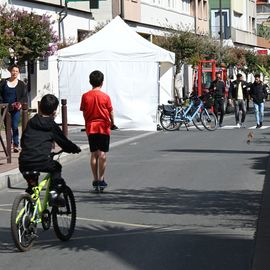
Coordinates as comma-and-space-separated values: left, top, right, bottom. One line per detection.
80, 89, 113, 135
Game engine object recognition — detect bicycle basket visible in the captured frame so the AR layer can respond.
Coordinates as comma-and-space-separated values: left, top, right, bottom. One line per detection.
162, 105, 176, 116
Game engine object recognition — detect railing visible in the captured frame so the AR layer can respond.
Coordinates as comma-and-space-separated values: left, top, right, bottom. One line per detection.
0, 104, 11, 163
0, 99, 68, 164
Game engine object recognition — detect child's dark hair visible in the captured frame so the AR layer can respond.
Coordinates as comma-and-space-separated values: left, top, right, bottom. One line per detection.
39, 94, 59, 115
89, 70, 104, 87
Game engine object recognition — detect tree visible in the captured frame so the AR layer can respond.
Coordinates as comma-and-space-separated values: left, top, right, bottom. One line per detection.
0, 5, 58, 89
154, 28, 202, 73
0, 5, 58, 63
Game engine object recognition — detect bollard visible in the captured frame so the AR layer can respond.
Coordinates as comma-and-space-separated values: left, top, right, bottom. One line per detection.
61, 99, 68, 137
6, 111, 12, 163
21, 103, 29, 132
38, 101, 40, 115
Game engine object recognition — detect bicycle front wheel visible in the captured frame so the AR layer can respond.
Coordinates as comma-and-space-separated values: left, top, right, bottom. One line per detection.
200, 110, 217, 131
160, 113, 181, 131
192, 112, 204, 131
10, 193, 36, 252
52, 185, 76, 241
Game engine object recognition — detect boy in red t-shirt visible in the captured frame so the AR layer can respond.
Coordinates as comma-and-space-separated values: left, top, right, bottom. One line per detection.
80, 70, 116, 190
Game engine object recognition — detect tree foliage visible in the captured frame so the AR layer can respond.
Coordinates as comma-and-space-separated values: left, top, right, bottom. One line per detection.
257, 24, 270, 40
154, 27, 222, 73
0, 5, 58, 65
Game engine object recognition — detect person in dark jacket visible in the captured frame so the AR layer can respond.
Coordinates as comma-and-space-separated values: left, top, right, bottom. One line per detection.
228, 73, 249, 128
0, 65, 28, 152
209, 72, 226, 127
249, 74, 268, 128
19, 94, 81, 205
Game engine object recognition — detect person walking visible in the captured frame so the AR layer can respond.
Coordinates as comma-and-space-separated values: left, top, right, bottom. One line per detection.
0, 64, 28, 152
209, 72, 226, 127
80, 70, 116, 191
249, 74, 268, 128
228, 73, 249, 128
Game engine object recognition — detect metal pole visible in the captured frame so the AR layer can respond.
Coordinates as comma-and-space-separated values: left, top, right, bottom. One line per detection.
6, 112, 11, 163
21, 103, 29, 133
61, 99, 68, 137
219, 0, 223, 46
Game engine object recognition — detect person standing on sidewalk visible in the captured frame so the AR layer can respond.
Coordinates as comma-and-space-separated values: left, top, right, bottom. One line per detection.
228, 73, 249, 128
249, 74, 268, 128
80, 70, 116, 191
0, 64, 28, 152
209, 72, 226, 128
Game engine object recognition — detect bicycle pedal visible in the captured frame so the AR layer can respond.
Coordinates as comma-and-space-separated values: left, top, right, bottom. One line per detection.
30, 233, 38, 241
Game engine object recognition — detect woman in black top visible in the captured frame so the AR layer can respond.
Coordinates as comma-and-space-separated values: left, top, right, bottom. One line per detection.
0, 65, 28, 152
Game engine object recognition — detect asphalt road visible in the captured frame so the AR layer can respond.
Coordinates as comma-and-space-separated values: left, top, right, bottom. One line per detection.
0, 111, 269, 270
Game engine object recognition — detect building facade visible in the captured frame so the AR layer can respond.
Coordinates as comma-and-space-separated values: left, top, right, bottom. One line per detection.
209, 0, 257, 48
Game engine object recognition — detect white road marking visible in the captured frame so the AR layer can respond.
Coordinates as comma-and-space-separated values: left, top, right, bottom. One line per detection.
0, 208, 11, 212
76, 216, 154, 228
0, 206, 155, 229
248, 126, 270, 130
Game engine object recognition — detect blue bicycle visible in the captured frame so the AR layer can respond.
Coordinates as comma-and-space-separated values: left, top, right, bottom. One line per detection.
160, 95, 217, 131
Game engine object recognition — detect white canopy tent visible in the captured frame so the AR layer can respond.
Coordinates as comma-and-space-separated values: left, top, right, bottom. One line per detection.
57, 16, 175, 130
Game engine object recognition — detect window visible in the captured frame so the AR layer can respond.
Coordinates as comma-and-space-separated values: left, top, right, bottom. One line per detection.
182, 0, 190, 14
39, 58, 48, 70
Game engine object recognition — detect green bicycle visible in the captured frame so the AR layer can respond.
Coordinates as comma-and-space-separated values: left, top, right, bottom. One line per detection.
10, 150, 76, 252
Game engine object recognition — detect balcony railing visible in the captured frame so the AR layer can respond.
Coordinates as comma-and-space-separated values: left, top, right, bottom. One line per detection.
257, 4, 270, 14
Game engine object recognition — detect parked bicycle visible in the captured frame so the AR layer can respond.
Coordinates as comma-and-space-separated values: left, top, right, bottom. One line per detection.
160, 95, 217, 131
10, 150, 76, 252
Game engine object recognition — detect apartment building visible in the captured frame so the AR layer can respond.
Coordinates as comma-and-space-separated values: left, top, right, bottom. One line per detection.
209, 0, 257, 48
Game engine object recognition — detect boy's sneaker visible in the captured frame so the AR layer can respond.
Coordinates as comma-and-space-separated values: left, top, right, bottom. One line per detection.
92, 180, 99, 187
99, 180, 108, 188
48, 190, 66, 207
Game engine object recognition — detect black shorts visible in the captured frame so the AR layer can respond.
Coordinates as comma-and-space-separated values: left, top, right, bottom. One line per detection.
88, 134, 110, 152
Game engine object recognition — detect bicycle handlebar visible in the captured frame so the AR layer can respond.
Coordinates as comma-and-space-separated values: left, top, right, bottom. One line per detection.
50, 150, 64, 158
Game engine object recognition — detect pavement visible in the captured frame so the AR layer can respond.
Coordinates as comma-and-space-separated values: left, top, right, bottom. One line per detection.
0, 120, 269, 269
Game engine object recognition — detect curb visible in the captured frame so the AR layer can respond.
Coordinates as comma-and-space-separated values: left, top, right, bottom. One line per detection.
0, 131, 155, 191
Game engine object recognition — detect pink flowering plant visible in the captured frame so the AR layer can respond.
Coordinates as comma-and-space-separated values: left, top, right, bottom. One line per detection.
0, 5, 58, 65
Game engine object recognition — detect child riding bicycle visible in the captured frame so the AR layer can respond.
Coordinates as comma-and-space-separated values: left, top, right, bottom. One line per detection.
19, 94, 81, 206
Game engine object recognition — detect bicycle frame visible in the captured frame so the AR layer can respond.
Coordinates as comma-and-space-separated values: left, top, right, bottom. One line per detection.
174, 99, 203, 123
16, 174, 51, 225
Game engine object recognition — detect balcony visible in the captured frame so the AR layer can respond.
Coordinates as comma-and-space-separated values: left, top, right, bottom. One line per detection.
231, 27, 257, 46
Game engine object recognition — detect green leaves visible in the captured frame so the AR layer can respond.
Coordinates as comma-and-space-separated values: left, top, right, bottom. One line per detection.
0, 5, 58, 66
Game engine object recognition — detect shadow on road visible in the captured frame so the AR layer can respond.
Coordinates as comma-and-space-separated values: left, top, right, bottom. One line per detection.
0, 224, 253, 270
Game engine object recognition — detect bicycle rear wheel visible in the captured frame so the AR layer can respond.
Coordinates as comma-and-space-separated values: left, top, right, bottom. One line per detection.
52, 185, 76, 241
200, 110, 217, 131
160, 113, 181, 131
192, 112, 204, 131
10, 193, 36, 252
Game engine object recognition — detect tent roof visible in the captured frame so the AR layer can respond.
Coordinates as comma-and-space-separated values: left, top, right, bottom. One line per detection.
57, 16, 175, 64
